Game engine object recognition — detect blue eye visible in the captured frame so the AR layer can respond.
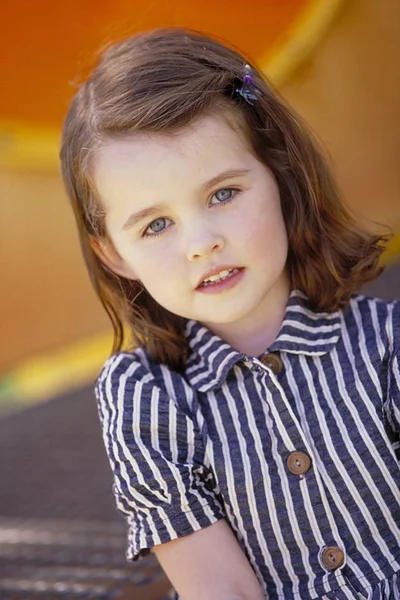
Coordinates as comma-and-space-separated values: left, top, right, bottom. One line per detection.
150, 218, 166, 232
143, 217, 170, 237
210, 188, 238, 205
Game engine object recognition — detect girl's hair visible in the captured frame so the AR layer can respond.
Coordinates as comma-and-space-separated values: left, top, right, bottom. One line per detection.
60, 28, 388, 371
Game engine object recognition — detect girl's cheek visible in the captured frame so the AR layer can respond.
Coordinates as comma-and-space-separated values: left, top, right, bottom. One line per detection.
239, 212, 270, 240
138, 243, 177, 270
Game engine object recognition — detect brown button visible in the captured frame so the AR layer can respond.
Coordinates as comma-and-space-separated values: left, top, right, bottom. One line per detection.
260, 353, 283, 374
321, 546, 345, 571
287, 451, 312, 475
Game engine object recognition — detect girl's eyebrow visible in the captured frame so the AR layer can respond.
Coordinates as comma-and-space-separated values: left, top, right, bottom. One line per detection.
122, 204, 166, 231
198, 168, 250, 195
122, 168, 250, 231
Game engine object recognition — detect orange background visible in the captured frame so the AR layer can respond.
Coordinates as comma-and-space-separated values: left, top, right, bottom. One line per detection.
1, 0, 306, 128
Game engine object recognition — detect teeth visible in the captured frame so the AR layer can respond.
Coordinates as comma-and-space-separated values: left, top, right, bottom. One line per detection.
206, 269, 231, 282
203, 268, 238, 285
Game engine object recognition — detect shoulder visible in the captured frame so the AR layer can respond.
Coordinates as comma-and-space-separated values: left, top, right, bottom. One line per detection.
345, 293, 397, 320
96, 349, 154, 392
346, 293, 399, 321
95, 349, 206, 469
341, 294, 399, 354
95, 348, 197, 420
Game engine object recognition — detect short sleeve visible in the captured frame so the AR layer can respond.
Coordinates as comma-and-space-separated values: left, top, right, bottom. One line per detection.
385, 300, 400, 433
95, 352, 226, 561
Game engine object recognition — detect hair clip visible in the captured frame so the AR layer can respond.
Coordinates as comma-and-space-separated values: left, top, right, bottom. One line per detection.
235, 64, 260, 105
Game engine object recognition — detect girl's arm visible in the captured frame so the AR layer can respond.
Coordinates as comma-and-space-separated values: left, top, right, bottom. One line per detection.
154, 518, 265, 600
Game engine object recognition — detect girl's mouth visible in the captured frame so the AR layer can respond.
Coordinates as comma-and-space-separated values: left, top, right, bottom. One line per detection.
196, 267, 245, 293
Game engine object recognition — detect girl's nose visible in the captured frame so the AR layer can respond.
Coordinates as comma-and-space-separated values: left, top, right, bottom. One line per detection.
186, 231, 225, 261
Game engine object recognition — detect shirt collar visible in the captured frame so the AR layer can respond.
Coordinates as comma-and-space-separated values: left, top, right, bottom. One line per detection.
184, 290, 342, 392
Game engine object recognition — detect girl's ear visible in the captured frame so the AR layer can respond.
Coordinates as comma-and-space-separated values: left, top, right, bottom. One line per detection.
89, 236, 138, 280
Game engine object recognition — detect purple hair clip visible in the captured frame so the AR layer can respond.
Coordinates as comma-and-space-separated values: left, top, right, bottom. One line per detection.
235, 64, 260, 105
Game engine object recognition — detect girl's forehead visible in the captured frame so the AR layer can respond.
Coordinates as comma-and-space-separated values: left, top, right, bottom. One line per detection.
96, 113, 250, 174
93, 113, 254, 201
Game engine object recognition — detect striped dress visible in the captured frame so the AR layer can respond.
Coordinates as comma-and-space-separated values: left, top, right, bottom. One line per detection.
96, 291, 400, 599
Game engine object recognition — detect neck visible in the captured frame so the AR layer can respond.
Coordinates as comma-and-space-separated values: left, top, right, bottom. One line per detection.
202, 273, 291, 357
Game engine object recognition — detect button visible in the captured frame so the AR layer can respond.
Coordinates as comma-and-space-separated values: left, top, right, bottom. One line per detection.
287, 451, 312, 475
321, 546, 345, 570
260, 353, 283, 374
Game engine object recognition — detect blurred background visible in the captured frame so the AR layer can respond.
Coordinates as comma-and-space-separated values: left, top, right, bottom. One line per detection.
0, 0, 399, 598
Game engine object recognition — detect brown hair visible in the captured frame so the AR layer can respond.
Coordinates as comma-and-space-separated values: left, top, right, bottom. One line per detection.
60, 28, 388, 371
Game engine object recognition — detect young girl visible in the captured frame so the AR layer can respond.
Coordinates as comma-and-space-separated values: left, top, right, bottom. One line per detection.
60, 28, 400, 600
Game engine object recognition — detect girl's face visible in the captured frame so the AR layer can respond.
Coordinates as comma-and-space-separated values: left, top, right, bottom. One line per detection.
92, 112, 289, 338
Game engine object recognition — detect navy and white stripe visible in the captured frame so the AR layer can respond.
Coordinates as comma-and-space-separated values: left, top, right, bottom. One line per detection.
96, 291, 400, 599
